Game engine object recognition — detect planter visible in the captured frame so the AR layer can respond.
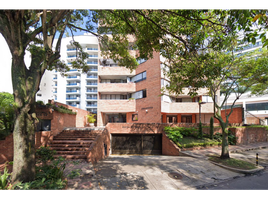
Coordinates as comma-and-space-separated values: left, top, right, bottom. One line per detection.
89, 123, 94, 127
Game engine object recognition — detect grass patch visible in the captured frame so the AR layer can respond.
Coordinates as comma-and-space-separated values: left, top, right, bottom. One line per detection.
176, 137, 221, 148
208, 156, 257, 170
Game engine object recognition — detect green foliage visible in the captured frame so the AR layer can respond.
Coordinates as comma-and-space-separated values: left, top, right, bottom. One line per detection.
0, 92, 15, 139
213, 132, 236, 145
176, 137, 221, 149
46, 103, 76, 115
36, 146, 56, 164
209, 156, 256, 170
164, 126, 198, 143
0, 167, 11, 189
87, 113, 96, 123
12, 147, 67, 190
198, 122, 203, 139
210, 117, 214, 139
67, 169, 82, 179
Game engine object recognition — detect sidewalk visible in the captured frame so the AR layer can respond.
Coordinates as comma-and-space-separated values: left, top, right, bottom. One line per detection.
180, 142, 268, 159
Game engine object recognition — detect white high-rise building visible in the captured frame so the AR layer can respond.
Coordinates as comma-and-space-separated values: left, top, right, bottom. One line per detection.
37, 33, 99, 113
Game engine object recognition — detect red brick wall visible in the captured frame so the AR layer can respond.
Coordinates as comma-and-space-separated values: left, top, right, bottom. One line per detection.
0, 134, 13, 164
216, 107, 243, 124
135, 51, 162, 123
162, 133, 180, 156
86, 127, 110, 164
53, 101, 89, 127
246, 117, 260, 125
51, 111, 76, 136
0, 131, 53, 165
229, 127, 268, 145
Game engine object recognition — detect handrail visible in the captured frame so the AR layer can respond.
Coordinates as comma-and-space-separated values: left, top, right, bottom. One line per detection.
245, 110, 265, 124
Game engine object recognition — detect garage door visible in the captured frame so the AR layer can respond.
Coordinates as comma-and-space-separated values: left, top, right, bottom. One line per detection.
111, 134, 162, 155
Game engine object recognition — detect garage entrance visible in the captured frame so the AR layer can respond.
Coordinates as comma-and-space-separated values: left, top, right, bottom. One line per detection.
111, 134, 162, 155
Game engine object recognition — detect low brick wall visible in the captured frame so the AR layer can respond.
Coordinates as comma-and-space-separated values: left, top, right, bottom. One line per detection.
0, 131, 53, 164
162, 133, 180, 156
86, 128, 110, 164
229, 127, 268, 145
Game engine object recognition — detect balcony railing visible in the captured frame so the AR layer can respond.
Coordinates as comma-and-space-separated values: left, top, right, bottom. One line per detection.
67, 55, 76, 58
87, 83, 98, 86
87, 48, 98, 51
66, 97, 79, 100
67, 48, 77, 51
67, 76, 80, 79
53, 77, 57, 80
86, 90, 98, 93
66, 90, 80, 93
87, 97, 97, 100
87, 76, 98, 79
86, 104, 97, 107
88, 55, 98, 57
87, 61, 98, 64
90, 68, 98, 71
66, 83, 79, 86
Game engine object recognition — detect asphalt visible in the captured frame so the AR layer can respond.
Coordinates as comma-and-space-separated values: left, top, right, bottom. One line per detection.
64, 142, 268, 190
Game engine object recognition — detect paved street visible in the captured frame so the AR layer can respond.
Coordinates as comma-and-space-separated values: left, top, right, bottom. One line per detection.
65, 142, 268, 190
198, 168, 268, 190
66, 155, 242, 190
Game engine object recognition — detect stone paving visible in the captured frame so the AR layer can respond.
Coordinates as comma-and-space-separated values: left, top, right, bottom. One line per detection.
64, 142, 268, 190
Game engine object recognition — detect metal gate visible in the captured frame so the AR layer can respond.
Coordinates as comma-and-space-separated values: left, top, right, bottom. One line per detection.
111, 134, 162, 155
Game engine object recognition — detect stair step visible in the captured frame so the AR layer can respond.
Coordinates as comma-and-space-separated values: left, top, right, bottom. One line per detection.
55, 151, 87, 155
50, 140, 94, 144
49, 143, 93, 147
54, 155, 87, 159
50, 147, 91, 151
53, 137, 96, 140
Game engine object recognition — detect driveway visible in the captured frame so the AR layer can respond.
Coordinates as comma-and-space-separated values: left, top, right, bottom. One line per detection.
66, 155, 242, 190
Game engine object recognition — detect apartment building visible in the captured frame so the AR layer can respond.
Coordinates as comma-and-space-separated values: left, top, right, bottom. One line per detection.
36, 33, 215, 125
97, 51, 216, 127
49, 34, 99, 113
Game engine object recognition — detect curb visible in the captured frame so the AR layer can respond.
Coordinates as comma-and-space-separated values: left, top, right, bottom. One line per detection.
209, 160, 265, 174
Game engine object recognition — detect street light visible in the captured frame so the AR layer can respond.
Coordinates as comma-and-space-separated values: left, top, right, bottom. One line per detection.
199, 101, 206, 123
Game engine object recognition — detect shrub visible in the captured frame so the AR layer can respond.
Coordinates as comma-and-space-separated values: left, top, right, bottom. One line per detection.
210, 117, 214, 139
87, 114, 96, 123
164, 126, 198, 143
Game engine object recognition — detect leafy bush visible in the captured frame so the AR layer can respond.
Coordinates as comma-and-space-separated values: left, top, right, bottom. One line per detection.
14, 147, 67, 190
210, 117, 214, 139
164, 126, 198, 143
198, 122, 203, 139
87, 113, 96, 123
0, 167, 11, 189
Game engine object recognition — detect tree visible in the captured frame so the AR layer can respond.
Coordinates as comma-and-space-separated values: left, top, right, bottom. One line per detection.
0, 92, 15, 139
0, 10, 96, 183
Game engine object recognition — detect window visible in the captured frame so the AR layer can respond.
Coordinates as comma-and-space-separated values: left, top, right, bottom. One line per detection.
203, 95, 214, 103
132, 89, 147, 99
132, 114, 138, 121
37, 94, 42, 97
131, 71, 146, 83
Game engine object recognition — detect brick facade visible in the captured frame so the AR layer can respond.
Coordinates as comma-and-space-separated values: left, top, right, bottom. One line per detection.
0, 102, 89, 165
219, 107, 244, 124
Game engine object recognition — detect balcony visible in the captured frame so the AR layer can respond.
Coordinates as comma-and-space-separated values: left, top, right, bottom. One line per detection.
66, 97, 80, 101
67, 75, 80, 80
53, 91, 57, 93
87, 61, 98, 65
86, 104, 98, 108
66, 83, 80, 87
99, 66, 135, 77
87, 47, 98, 51
66, 90, 80, 94
86, 75, 98, 79
67, 48, 77, 51
98, 99, 135, 113
86, 97, 97, 100
161, 101, 214, 113
87, 82, 98, 86
88, 55, 98, 58
86, 90, 98, 93
98, 83, 135, 93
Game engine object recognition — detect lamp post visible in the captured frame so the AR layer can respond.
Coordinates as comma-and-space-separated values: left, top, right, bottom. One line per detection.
199, 102, 206, 123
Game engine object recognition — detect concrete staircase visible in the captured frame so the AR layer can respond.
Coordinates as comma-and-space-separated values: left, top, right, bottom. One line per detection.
49, 129, 100, 160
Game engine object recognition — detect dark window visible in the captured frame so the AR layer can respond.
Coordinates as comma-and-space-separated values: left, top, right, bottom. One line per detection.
131, 71, 147, 83
132, 89, 147, 100
132, 114, 138, 121
142, 89, 147, 98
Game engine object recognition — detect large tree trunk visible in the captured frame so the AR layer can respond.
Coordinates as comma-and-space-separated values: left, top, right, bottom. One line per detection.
12, 104, 36, 182
215, 105, 230, 159
220, 122, 230, 159
11, 55, 38, 183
